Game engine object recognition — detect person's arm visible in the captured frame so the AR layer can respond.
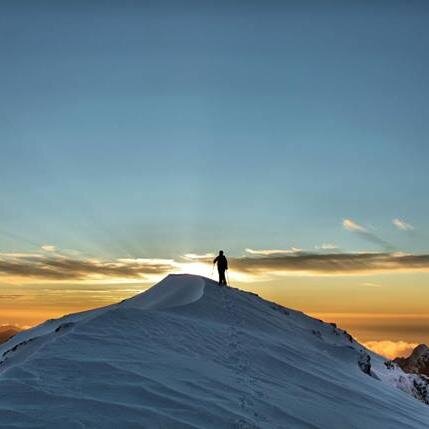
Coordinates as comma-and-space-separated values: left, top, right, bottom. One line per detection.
213, 256, 218, 265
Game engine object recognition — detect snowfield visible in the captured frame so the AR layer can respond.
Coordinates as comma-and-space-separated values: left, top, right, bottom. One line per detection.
0, 274, 428, 428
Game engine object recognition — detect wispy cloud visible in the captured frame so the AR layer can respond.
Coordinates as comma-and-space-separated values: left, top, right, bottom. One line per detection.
364, 340, 418, 359
393, 218, 414, 231
245, 248, 302, 256
182, 253, 215, 261
41, 245, 57, 252
0, 295, 23, 300
342, 219, 394, 251
361, 282, 382, 288
315, 243, 339, 251
343, 219, 366, 233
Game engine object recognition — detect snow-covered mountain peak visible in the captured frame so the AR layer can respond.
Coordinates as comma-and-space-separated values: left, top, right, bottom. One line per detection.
0, 274, 428, 428
121, 273, 205, 310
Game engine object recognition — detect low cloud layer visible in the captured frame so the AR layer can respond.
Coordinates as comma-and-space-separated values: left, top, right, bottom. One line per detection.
364, 340, 418, 359
230, 252, 429, 276
2, 250, 429, 283
0, 254, 175, 282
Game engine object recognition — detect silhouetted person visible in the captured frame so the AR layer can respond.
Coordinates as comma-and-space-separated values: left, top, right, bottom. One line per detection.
213, 250, 228, 286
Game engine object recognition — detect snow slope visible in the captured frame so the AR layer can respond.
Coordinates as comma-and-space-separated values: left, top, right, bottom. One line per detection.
0, 274, 428, 428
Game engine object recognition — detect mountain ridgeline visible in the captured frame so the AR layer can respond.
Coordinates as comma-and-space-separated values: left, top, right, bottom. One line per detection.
0, 274, 428, 428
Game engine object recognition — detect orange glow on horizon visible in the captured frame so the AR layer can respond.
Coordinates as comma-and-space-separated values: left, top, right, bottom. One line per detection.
1, 271, 429, 355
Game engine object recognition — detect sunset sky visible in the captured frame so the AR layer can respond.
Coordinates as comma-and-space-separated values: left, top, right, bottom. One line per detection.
1, 1, 429, 359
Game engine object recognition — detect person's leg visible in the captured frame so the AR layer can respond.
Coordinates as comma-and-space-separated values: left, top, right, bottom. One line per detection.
219, 270, 226, 285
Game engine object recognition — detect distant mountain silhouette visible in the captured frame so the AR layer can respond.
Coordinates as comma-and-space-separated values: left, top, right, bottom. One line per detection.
395, 344, 429, 377
0, 325, 20, 345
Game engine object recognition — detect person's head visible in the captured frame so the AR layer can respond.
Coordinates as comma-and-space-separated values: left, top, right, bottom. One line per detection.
219, 250, 224, 255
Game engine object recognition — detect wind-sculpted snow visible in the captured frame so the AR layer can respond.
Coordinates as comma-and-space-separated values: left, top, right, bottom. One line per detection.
0, 274, 428, 428
121, 274, 205, 310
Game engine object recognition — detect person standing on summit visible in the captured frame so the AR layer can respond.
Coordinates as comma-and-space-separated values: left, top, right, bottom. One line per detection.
213, 250, 228, 286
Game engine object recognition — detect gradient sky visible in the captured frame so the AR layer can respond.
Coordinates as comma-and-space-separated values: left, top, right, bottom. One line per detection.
1, 1, 429, 358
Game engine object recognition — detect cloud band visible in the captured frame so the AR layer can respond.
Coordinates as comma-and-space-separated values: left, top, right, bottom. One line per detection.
1, 251, 429, 283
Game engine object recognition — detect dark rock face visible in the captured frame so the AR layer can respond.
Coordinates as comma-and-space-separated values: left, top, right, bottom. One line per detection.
358, 352, 371, 375
384, 360, 395, 370
394, 344, 429, 377
413, 377, 429, 405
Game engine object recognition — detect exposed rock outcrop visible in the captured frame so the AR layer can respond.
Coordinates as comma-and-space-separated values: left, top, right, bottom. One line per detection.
395, 344, 429, 377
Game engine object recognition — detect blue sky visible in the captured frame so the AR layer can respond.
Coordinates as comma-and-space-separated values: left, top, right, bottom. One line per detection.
2, 2, 429, 354
1, 0, 429, 258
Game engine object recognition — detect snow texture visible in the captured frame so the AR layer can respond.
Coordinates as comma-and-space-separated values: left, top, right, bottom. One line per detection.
0, 274, 428, 428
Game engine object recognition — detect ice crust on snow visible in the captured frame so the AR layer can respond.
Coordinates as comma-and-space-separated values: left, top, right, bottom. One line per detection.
0, 274, 428, 428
